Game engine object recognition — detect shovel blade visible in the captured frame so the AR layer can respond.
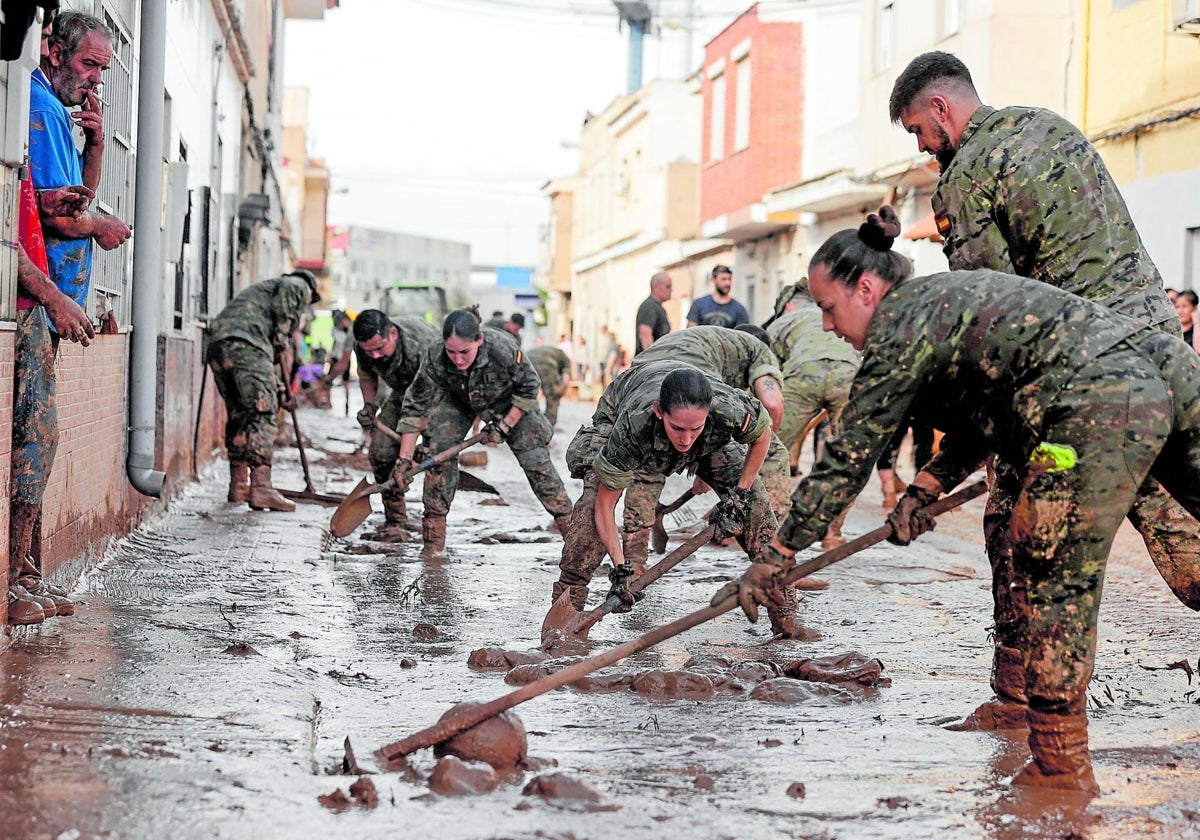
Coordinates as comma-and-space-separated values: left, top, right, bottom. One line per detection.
330, 477, 377, 537
539, 590, 584, 646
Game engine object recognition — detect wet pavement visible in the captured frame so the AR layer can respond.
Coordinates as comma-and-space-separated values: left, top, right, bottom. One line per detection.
1, 393, 1199, 839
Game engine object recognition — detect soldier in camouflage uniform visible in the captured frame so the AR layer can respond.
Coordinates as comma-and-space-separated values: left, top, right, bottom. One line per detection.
206, 270, 319, 512
629, 326, 790, 564
890, 51, 1200, 733
526, 345, 572, 425
552, 361, 808, 636
393, 310, 572, 549
724, 214, 1200, 792
347, 309, 440, 542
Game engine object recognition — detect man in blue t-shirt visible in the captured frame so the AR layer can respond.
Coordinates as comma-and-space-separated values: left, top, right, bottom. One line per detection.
29, 11, 130, 311
687, 264, 750, 328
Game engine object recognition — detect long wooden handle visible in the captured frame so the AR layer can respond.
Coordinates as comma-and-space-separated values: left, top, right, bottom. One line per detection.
378, 479, 987, 762
654, 488, 696, 519
566, 525, 717, 636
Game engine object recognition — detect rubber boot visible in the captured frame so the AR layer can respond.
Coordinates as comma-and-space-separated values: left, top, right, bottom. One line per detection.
228, 461, 250, 503
879, 469, 898, 509
821, 510, 848, 550
1014, 708, 1100, 795
7, 585, 45, 626
945, 645, 1029, 731
422, 516, 446, 551
622, 530, 649, 577
551, 580, 589, 611
365, 494, 410, 543
248, 466, 296, 512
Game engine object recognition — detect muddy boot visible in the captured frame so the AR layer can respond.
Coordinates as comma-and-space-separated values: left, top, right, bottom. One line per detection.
248, 466, 296, 512
766, 587, 815, 640
879, 469, 898, 509
227, 461, 250, 503
551, 580, 589, 611
365, 494, 411, 543
1014, 709, 1099, 795
821, 510, 848, 550
7, 585, 45, 626
945, 645, 1029, 732
622, 530, 649, 577
422, 516, 447, 551
16, 559, 72, 616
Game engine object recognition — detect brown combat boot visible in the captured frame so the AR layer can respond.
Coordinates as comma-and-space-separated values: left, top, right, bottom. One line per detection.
7, 585, 45, 626
945, 645, 1029, 732
821, 510, 848, 550
1013, 709, 1100, 795
422, 516, 447, 550
365, 494, 411, 543
551, 580, 589, 611
228, 461, 250, 503
248, 466, 296, 512
766, 586, 819, 640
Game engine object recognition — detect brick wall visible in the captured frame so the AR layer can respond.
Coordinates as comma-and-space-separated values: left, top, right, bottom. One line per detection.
700, 11, 805, 223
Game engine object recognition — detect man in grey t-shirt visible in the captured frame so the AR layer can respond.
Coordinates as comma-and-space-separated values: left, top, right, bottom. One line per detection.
635, 271, 672, 354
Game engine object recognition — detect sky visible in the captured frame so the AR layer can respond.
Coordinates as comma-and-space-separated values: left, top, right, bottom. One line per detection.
283, 0, 747, 267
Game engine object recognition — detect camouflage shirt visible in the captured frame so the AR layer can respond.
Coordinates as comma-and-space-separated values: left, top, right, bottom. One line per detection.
778, 269, 1141, 550
208, 276, 311, 357
767, 299, 862, 371
631, 325, 783, 391
934, 105, 1178, 333
396, 326, 542, 433
353, 315, 440, 395
526, 346, 572, 387
568, 360, 770, 490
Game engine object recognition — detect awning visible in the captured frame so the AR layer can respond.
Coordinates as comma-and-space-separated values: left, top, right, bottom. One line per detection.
902, 212, 944, 243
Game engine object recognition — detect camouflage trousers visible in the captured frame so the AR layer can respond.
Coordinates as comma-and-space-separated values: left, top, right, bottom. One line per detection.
555, 441, 777, 607
541, 379, 566, 426
982, 340, 1200, 718
421, 395, 572, 519
206, 338, 280, 467
12, 307, 59, 505
779, 358, 857, 464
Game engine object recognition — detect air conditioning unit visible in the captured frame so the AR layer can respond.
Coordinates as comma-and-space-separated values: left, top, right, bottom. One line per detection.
1174, 0, 1200, 34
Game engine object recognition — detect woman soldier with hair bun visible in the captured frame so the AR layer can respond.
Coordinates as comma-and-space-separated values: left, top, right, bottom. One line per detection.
392, 308, 573, 548
718, 206, 1200, 793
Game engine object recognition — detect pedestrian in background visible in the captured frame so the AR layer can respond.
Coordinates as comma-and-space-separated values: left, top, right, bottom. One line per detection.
1174, 289, 1197, 351
687, 265, 749, 328
635, 271, 672, 354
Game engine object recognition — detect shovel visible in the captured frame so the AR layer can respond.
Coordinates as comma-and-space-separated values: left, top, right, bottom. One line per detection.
650, 489, 697, 554
541, 524, 717, 646
329, 432, 489, 537
376, 479, 988, 767
276, 372, 345, 507
371, 419, 499, 496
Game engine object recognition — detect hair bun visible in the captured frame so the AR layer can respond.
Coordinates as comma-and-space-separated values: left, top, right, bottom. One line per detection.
858, 205, 902, 252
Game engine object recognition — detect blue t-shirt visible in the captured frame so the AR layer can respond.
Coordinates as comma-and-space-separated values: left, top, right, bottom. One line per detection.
687, 295, 750, 328
29, 69, 92, 309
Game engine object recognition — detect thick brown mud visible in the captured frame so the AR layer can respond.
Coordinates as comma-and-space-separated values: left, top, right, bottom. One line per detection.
1, 397, 1197, 839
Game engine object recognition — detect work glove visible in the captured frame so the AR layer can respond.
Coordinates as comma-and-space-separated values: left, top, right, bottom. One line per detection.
356, 402, 378, 430
710, 487, 753, 540
482, 420, 511, 446
886, 484, 939, 546
391, 457, 416, 494
606, 563, 643, 614
710, 544, 793, 624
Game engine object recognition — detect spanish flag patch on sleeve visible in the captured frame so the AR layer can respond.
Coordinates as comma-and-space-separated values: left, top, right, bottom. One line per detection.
935, 213, 951, 236
740, 412, 752, 433
516, 350, 523, 364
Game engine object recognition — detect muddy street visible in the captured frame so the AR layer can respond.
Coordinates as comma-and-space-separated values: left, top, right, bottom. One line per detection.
2, 395, 1198, 839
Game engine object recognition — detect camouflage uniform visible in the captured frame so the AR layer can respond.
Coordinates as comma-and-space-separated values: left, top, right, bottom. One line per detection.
354, 316, 440, 483
777, 269, 1200, 775
554, 360, 777, 616
526, 346, 572, 425
395, 327, 571, 521
206, 275, 311, 466
629, 327, 790, 547
933, 106, 1200, 721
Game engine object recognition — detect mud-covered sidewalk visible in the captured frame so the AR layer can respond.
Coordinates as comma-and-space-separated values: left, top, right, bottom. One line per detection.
1, 395, 1198, 839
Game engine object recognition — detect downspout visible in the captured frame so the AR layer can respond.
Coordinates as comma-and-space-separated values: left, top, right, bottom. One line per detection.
126, 0, 168, 497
